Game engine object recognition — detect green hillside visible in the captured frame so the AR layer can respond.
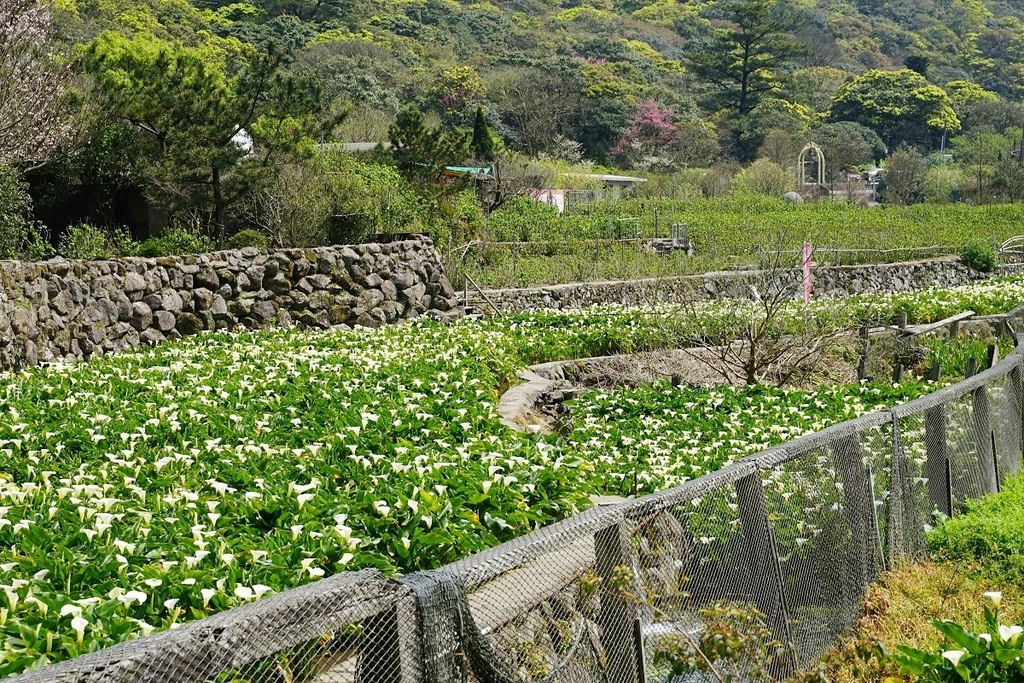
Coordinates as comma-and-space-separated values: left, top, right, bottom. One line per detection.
44, 0, 1024, 161
5, 0, 1024, 253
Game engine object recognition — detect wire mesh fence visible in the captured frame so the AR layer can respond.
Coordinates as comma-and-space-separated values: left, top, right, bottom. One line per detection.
11, 349, 1024, 683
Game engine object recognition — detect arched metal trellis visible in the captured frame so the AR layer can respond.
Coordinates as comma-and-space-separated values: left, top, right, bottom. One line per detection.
797, 142, 825, 192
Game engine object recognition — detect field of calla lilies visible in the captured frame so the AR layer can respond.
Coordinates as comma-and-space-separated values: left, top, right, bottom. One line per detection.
0, 278, 1021, 674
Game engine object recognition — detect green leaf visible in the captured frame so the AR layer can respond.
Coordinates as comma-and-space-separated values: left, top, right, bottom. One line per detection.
932, 620, 987, 654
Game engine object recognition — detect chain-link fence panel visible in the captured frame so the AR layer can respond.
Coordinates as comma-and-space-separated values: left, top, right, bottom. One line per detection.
623, 464, 773, 683
991, 367, 1023, 484
890, 411, 931, 562
755, 413, 890, 669
889, 358, 1021, 526
427, 503, 625, 683
8, 570, 417, 683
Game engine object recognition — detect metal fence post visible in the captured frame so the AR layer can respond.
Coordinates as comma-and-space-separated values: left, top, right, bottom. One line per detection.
835, 435, 872, 594
972, 383, 998, 495
357, 593, 423, 683
595, 521, 640, 683
1011, 361, 1024, 471
924, 404, 951, 518
888, 415, 911, 563
735, 470, 796, 678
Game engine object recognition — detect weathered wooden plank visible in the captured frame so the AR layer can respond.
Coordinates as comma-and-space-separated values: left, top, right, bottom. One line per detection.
885, 310, 975, 338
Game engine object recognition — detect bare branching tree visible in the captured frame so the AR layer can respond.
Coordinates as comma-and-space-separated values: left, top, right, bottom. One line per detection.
673, 248, 854, 386
480, 152, 557, 214
240, 164, 336, 247
0, 0, 75, 168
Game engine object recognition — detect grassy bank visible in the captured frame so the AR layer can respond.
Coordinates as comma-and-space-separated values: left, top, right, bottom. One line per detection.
815, 474, 1024, 681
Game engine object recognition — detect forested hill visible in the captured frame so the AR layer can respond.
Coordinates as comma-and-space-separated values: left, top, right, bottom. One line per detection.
50, 0, 1024, 166
6, 0, 1024, 248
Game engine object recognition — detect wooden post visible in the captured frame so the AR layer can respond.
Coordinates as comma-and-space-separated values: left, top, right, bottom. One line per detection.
973, 382, 998, 495
735, 472, 795, 677
357, 594, 423, 683
892, 363, 904, 383
835, 435, 872, 593
924, 404, 951, 517
888, 415, 909, 562
988, 343, 1000, 369
967, 357, 978, 377
866, 463, 886, 572
993, 431, 1002, 494
946, 457, 954, 517
595, 522, 639, 683
892, 312, 907, 384
857, 326, 870, 381
950, 317, 961, 338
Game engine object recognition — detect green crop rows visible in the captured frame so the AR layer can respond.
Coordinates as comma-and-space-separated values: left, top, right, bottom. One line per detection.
454, 198, 1024, 288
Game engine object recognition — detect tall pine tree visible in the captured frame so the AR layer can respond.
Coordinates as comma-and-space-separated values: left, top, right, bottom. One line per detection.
687, 0, 804, 160
470, 108, 496, 162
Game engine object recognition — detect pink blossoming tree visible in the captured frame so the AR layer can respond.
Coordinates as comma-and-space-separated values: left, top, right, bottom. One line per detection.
0, 0, 75, 168
610, 100, 680, 170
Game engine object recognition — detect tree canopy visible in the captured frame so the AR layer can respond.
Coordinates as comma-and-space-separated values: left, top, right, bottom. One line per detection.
83, 32, 319, 236
829, 69, 961, 151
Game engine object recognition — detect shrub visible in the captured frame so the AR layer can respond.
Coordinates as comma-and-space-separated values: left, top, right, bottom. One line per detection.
961, 241, 998, 272
700, 162, 739, 198
225, 229, 269, 250
245, 155, 428, 249
0, 164, 35, 259
25, 228, 55, 261
882, 146, 927, 205
732, 158, 792, 196
438, 189, 485, 246
58, 224, 138, 259
138, 226, 214, 257
487, 196, 561, 241
930, 474, 1024, 571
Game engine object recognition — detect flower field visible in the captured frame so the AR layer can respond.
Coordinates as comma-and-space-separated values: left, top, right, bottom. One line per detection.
0, 278, 1020, 674
564, 381, 930, 496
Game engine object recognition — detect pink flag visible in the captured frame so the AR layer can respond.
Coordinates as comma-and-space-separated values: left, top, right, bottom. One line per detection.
802, 242, 813, 307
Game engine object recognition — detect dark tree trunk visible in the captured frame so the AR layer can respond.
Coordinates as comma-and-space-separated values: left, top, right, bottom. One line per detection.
212, 165, 225, 245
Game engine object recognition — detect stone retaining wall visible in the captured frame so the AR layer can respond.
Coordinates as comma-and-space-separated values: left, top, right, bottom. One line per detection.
0, 236, 460, 370
473, 257, 999, 312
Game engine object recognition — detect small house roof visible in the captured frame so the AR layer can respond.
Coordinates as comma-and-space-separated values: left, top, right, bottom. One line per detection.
559, 173, 647, 184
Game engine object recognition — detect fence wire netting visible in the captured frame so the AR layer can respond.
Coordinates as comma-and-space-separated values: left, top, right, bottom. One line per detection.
11, 353, 1024, 683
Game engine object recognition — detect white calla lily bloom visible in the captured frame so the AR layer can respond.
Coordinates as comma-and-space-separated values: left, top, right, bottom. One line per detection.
942, 650, 966, 666
999, 624, 1024, 642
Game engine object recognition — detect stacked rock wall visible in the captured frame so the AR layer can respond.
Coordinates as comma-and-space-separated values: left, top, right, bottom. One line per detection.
0, 236, 459, 370
475, 257, 994, 312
